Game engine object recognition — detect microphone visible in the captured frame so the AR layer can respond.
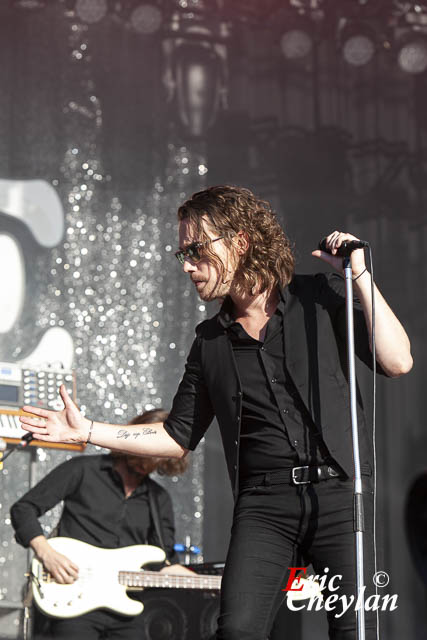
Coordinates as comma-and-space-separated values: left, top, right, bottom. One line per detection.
318, 237, 369, 258
20, 432, 34, 447
0, 432, 34, 466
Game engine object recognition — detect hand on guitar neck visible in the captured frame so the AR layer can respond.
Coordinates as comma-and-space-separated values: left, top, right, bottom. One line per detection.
30, 535, 79, 584
159, 562, 195, 576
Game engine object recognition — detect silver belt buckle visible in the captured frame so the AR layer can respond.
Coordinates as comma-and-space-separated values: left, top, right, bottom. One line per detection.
292, 465, 311, 485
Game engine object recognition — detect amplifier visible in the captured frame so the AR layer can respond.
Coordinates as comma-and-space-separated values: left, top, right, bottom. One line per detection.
132, 589, 220, 640
134, 585, 302, 640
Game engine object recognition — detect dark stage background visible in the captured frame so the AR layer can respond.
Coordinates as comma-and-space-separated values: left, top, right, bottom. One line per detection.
0, 1, 426, 639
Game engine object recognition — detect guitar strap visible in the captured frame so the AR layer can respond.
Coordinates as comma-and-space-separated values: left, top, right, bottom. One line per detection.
147, 480, 170, 565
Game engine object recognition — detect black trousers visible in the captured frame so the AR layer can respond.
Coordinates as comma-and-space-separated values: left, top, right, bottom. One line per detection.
33, 608, 144, 640
217, 475, 377, 640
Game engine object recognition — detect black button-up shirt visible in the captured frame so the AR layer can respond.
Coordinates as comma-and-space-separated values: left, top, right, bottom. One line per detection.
219, 294, 333, 478
11, 454, 177, 561
164, 274, 379, 498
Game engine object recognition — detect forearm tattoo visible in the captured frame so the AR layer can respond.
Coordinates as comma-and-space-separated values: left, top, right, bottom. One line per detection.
116, 428, 156, 440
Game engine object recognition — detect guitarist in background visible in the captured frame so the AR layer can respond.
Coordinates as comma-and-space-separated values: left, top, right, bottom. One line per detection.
10, 408, 194, 640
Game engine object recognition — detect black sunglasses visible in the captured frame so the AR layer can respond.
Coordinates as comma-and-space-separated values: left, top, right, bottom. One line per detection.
175, 236, 224, 265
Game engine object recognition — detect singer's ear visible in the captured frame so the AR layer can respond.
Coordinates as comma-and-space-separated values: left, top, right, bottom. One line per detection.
234, 230, 249, 255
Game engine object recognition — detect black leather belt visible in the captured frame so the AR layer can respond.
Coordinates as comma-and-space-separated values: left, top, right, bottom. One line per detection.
239, 464, 345, 489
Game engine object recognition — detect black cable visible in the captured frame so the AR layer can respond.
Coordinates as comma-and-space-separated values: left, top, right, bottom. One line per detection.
366, 245, 379, 640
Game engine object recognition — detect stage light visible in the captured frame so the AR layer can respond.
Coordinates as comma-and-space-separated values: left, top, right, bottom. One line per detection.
397, 30, 427, 73
75, 0, 108, 24
130, 4, 163, 34
339, 19, 377, 66
278, 11, 315, 62
342, 32, 376, 66
271, 5, 320, 63
280, 28, 313, 60
174, 42, 222, 136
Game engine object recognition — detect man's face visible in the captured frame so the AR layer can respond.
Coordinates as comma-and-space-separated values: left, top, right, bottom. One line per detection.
178, 217, 235, 301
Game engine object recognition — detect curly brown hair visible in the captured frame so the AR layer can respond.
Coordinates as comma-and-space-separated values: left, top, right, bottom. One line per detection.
177, 185, 295, 295
111, 409, 189, 477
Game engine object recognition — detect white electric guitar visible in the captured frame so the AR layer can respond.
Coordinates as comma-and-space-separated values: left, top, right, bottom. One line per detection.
30, 537, 222, 619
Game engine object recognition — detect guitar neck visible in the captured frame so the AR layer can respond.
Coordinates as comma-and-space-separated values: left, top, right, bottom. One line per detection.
120, 570, 222, 591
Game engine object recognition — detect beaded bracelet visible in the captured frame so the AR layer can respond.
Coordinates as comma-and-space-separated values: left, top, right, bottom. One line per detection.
352, 268, 367, 282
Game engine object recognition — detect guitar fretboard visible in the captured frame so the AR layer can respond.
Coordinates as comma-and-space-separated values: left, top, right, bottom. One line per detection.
119, 570, 221, 591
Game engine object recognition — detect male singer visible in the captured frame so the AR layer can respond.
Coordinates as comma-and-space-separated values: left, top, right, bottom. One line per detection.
20, 185, 412, 639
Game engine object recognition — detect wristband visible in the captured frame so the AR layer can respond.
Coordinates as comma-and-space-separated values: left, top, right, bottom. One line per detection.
86, 420, 94, 444
352, 268, 367, 282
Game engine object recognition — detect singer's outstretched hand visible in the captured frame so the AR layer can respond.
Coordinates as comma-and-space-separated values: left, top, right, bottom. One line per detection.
311, 231, 366, 276
19, 385, 91, 443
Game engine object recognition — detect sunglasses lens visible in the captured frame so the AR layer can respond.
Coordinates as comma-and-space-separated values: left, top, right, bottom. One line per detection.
187, 245, 201, 262
175, 243, 202, 264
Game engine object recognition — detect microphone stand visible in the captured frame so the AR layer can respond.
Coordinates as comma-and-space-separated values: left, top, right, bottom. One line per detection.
343, 256, 365, 640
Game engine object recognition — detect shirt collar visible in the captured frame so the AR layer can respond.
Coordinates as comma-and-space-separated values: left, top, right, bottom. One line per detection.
218, 295, 235, 329
217, 287, 287, 329
100, 454, 115, 470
